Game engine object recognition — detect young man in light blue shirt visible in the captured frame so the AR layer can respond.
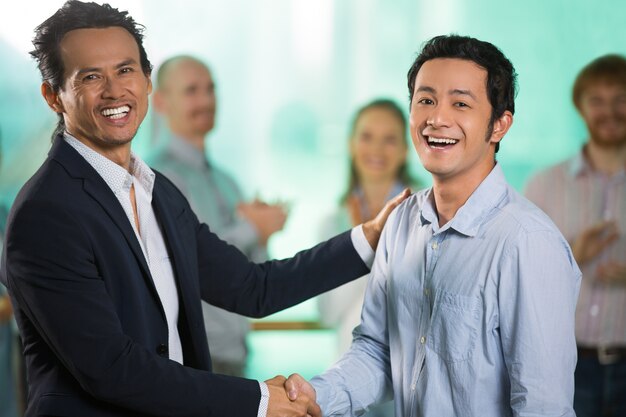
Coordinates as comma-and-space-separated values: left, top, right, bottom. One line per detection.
284, 35, 582, 417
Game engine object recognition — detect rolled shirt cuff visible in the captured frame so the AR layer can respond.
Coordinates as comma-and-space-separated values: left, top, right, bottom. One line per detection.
257, 381, 269, 417
351, 225, 375, 269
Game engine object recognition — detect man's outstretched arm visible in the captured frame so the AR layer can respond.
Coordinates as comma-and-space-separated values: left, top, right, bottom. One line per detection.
280, 206, 401, 416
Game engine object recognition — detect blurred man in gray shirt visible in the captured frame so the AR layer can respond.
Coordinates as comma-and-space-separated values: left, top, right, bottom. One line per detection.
151, 55, 287, 377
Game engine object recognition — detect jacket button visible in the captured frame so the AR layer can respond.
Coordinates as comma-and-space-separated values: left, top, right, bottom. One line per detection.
156, 344, 168, 356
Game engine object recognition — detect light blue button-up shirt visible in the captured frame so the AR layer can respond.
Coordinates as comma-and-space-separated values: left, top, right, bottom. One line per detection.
312, 164, 581, 417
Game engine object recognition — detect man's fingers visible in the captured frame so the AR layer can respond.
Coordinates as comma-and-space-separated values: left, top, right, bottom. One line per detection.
265, 375, 287, 386
306, 399, 322, 417
597, 262, 626, 284
585, 220, 617, 238
285, 373, 317, 405
285, 373, 304, 400
362, 188, 411, 250
591, 223, 619, 252
573, 220, 620, 265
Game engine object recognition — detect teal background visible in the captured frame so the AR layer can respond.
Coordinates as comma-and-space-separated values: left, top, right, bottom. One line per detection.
1, 0, 625, 380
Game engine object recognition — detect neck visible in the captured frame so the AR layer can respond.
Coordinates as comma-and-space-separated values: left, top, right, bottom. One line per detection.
585, 140, 626, 175
106, 147, 133, 171
170, 126, 206, 152
355, 179, 397, 221
431, 162, 495, 227
68, 131, 132, 171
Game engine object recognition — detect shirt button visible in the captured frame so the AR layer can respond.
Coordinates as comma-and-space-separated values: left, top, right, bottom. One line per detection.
431, 242, 438, 250
424, 288, 430, 296
156, 343, 168, 356
420, 336, 426, 344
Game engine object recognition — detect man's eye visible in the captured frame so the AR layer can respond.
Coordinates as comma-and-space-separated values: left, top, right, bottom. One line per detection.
120, 67, 133, 74
455, 102, 468, 108
358, 133, 373, 143
83, 74, 99, 81
418, 98, 433, 105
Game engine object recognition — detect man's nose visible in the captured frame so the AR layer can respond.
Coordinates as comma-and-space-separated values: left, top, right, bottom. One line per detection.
426, 105, 452, 129
609, 100, 626, 117
101, 77, 125, 99
200, 91, 215, 107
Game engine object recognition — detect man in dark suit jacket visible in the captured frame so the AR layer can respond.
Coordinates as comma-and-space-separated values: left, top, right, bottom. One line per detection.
0, 2, 408, 416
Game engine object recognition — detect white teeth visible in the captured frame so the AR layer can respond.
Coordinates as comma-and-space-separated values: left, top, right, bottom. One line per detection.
101, 105, 130, 118
427, 137, 458, 145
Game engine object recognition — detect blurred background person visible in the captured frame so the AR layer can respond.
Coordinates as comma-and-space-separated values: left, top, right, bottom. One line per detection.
317, 99, 418, 417
525, 54, 626, 417
150, 55, 287, 377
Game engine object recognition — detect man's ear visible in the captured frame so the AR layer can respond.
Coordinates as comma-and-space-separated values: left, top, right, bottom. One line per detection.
489, 110, 513, 145
41, 82, 64, 114
146, 73, 153, 96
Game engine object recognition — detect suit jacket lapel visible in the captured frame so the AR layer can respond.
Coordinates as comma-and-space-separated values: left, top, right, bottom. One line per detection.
49, 137, 161, 303
151, 182, 194, 312
151, 181, 206, 365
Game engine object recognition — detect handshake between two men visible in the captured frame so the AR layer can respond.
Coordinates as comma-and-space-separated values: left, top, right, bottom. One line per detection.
265, 374, 322, 417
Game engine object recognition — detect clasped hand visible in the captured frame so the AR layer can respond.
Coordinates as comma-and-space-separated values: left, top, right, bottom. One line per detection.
572, 220, 626, 284
265, 374, 318, 417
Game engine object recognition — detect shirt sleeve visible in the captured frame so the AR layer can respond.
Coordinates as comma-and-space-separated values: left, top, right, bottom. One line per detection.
350, 225, 375, 269
312, 217, 396, 415
498, 229, 581, 416
257, 381, 269, 417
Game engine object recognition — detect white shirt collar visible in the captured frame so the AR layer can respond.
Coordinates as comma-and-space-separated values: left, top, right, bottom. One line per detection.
63, 132, 156, 197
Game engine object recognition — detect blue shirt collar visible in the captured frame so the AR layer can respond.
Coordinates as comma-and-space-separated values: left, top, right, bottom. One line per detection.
420, 163, 508, 237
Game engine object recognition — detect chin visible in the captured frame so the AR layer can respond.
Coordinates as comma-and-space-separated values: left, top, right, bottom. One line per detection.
104, 132, 136, 145
195, 123, 214, 134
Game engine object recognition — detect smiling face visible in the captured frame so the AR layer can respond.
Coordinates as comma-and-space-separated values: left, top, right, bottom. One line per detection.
578, 82, 626, 148
409, 58, 512, 187
44, 26, 152, 154
350, 107, 407, 184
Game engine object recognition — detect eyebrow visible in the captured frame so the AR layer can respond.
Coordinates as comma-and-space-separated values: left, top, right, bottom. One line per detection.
415, 86, 436, 94
76, 58, 139, 76
451, 89, 477, 100
415, 85, 477, 101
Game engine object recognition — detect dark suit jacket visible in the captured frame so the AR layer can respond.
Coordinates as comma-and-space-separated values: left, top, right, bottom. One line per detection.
0, 137, 369, 417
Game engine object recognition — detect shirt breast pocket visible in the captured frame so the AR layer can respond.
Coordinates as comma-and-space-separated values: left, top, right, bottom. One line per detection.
427, 290, 481, 363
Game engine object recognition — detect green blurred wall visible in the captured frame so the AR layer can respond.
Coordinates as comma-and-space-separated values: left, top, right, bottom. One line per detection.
1, 0, 624, 380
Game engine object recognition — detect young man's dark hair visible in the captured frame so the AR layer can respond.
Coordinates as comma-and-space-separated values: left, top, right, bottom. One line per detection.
407, 35, 517, 153
30, 0, 153, 138
572, 54, 626, 110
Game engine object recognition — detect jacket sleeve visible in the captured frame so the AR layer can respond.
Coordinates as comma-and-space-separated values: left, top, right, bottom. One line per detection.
194, 212, 370, 318
153, 172, 371, 318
